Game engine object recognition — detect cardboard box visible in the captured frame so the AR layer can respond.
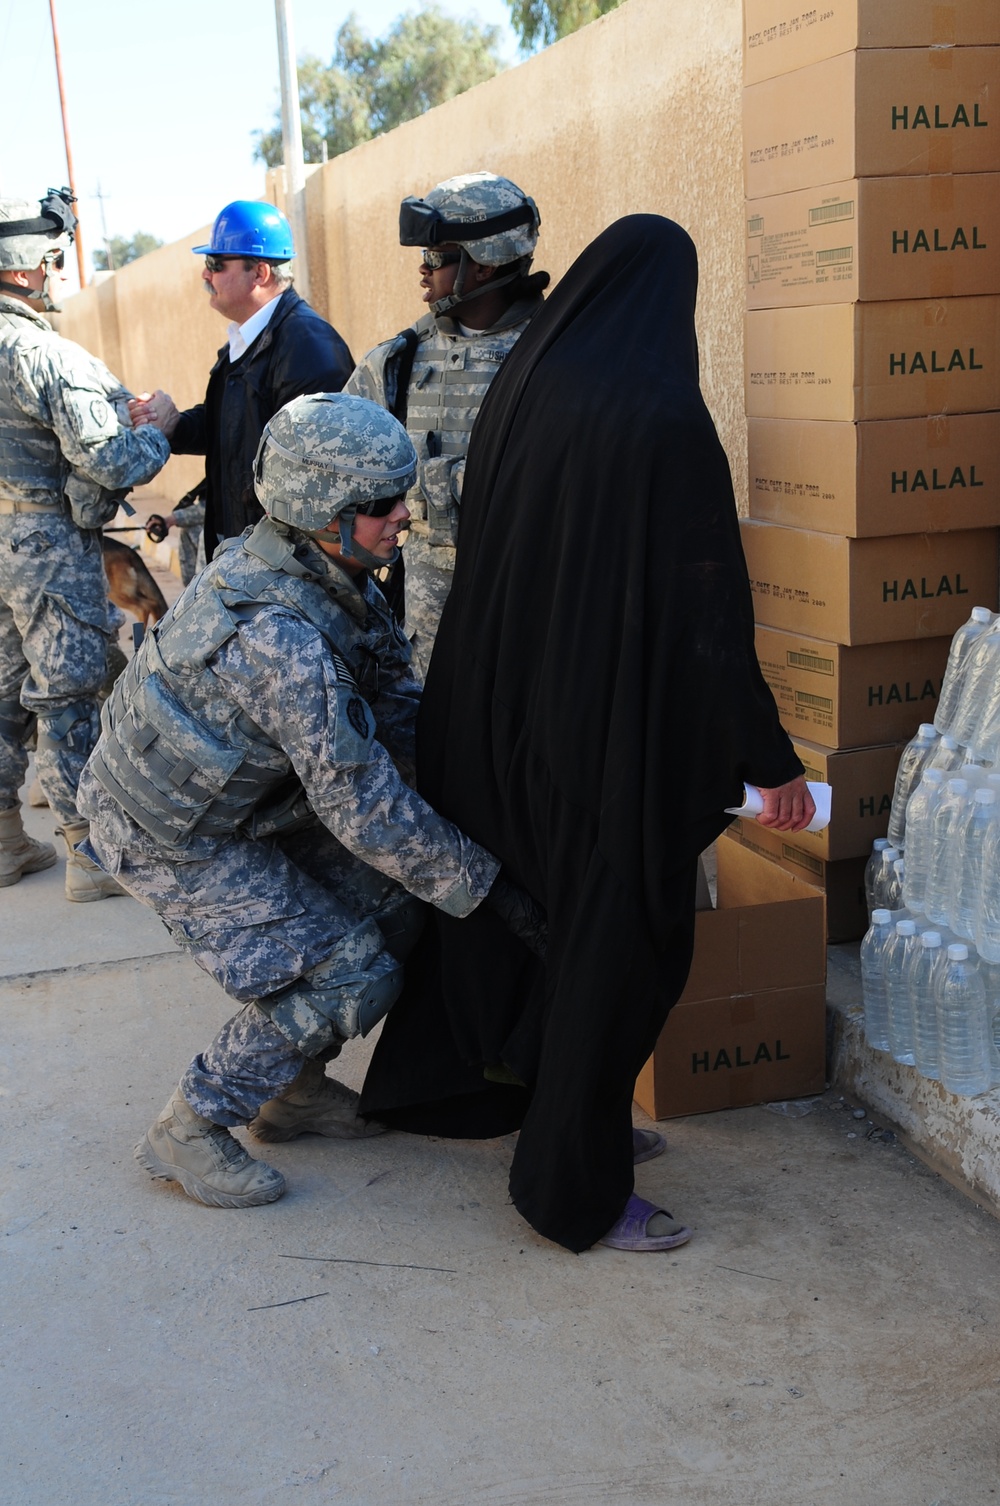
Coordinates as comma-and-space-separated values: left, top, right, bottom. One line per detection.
743, 0, 1000, 87
745, 297, 1000, 422
747, 414, 1000, 536
634, 841, 827, 1119
720, 819, 869, 941
740, 518, 999, 645
754, 624, 951, 748
744, 48, 1000, 199
745, 176, 1000, 309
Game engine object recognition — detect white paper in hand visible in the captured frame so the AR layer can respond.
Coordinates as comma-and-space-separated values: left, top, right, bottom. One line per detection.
725, 781, 832, 833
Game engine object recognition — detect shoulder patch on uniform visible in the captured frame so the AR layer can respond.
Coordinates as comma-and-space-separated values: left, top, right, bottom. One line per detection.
346, 696, 370, 739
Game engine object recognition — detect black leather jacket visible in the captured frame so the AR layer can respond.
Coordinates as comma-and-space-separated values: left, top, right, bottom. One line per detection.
170, 288, 353, 548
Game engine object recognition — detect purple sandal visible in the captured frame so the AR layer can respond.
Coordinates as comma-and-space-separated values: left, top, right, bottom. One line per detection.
632, 1127, 667, 1164
599, 1193, 692, 1252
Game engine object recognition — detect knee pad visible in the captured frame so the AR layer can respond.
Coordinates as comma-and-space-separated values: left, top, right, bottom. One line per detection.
35, 699, 97, 755
260, 919, 404, 1056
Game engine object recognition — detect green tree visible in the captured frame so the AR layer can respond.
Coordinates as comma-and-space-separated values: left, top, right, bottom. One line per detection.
507, 0, 623, 50
254, 5, 505, 166
92, 231, 163, 273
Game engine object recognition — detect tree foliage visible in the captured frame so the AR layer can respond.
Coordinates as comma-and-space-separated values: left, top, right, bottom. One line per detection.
255, 5, 505, 166
507, 0, 623, 50
92, 231, 163, 273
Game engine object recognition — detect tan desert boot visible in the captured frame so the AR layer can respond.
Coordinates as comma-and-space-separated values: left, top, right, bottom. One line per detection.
0, 803, 56, 887
249, 1057, 387, 1142
135, 1088, 286, 1208
59, 820, 126, 902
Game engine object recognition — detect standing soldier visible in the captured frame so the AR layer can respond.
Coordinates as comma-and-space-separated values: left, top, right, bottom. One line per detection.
77, 393, 543, 1209
347, 171, 547, 676
0, 189, 170, 899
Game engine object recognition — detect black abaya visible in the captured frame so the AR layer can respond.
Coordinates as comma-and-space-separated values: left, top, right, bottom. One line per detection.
360, 216, 803, 1251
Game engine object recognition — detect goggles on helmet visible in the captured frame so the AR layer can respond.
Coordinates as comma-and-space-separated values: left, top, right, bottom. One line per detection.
399, 195, 538, 249
0, 186, 77, 245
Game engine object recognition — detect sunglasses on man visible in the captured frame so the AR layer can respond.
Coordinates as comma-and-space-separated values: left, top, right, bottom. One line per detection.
420, 248, 462, 270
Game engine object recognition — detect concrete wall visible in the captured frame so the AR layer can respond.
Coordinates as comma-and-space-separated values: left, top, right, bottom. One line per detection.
56, 0, 746, 507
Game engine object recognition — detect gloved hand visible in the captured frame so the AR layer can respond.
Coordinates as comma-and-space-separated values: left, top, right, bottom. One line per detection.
484, 869, 548, 959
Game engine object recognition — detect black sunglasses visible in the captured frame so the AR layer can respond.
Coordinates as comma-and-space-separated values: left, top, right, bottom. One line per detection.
356, 491, 407, 518
420, 248, 462, 270
203, 254, 246, 273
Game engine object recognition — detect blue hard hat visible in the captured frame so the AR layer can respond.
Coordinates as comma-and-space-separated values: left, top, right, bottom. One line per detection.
192, 200, 294, 259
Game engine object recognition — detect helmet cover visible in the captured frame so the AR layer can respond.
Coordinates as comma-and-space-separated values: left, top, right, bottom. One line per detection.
399, 171, 539, 267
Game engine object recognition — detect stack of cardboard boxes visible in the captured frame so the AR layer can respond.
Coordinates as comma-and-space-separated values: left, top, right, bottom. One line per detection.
729, 0, 1000, 940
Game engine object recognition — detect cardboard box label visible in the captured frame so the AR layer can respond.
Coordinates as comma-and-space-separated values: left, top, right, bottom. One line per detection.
743, 0, 1000, 86
747, 415, 1000, 537
746, 176, 1000, 308
743, 49, 1000, 199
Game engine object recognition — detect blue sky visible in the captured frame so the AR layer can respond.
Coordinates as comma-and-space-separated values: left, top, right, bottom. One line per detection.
0, 0, 521, 293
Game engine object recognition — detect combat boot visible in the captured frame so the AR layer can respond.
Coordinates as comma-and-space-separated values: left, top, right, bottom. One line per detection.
135, 1088, 286, 1208
27, 777, 48, 808
0, 803, 57, 887
249, 1058, 387, 1142
59, 820, 126, 902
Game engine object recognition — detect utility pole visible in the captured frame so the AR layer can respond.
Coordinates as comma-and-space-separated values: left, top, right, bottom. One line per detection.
48, 0, 86, 288
274, 0, 310, 303
94, 183, 115, 271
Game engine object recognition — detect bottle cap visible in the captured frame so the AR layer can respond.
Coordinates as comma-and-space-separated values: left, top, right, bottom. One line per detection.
873, 837, 890, 851
897, 920, 917, 936
972, 607, 994, 623
921, 931, 942, 948
883, 847, 900, 861
947, 943, 969, 961
872, 909, 892, 923
975, 787, 997, 804
946, 779, 969, 795
923, 769, 945, 785
918, 723, 938, 738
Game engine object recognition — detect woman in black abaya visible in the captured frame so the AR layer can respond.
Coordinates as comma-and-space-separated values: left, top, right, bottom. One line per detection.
359, 215, 813, 1253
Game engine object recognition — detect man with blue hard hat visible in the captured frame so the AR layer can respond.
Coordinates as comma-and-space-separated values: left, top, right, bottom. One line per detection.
131, 200, 353, 555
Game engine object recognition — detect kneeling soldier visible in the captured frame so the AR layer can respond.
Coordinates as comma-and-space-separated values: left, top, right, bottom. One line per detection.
78, 393, 536, 1208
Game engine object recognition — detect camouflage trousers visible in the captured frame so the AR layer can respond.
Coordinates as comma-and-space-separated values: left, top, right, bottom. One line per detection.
402, 532, 455, 681
0, 511, 115, 822
84, 816, 421, 1124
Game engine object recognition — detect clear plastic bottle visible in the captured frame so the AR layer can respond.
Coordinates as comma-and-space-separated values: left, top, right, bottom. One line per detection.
886, 919, 921, 1064
922, 777, 970, 927
949, 616, 1000, 748
886, 723, 939, 848
934, 606, 996, 735
979, 959, 1000, 1087
952, 786, 998, 940
883, 856, 904, 914
900, 768, 945, 916
936, 943, 991, 1096
863, 838, 892, 919
860, 908, 896, 1052
906, 929, 943, 1080
924, 734, 966, 776
974, 809, 1000, 964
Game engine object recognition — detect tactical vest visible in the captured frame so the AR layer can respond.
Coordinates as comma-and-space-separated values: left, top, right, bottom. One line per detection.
0, 300, 67, 503
88, 518, 406, 850
404, 315, 525, 547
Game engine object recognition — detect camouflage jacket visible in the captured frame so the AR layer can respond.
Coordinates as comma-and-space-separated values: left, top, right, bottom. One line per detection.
0, 295, 169, 519
84, 517, 497, 917
346, 292, 543, 550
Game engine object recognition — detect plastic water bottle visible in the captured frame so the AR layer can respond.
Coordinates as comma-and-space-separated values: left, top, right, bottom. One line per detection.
925, 734, 966, 776
979, 959, 1000, 1087
884, 856, 904, 914
860, 909, 896, 1052
974, 811, 1000, 963
865, 844, 901, 918
936, 943, 991, 1096
934, 606, 995, 734
952, 786, 998, 940
922, 777, 970, 926
863, 838, 891, 916
950, 616, 1000, 748
886, 723, 939, 848
886, 919, 920, 1064
900, 768, 945, 915
906, 929, 943, 1079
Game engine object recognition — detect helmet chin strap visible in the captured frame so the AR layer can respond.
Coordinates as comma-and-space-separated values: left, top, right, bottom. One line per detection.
0, 264, 62, 313
298, 513, 399, 573
429, 249, 529, 318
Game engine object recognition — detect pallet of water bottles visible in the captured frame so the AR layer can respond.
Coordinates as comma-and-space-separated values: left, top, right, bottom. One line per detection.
858, 603, 1000, 1098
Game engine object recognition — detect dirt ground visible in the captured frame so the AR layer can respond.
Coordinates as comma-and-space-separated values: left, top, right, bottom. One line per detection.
2, 545, 998, 1506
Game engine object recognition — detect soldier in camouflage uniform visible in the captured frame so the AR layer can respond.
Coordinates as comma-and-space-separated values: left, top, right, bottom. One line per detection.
347, 171, 547, 677
0, 189, 170, 899
77, 393, 545, 1209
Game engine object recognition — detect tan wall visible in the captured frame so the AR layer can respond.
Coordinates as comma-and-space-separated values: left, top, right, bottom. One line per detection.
56, 0, 746, 507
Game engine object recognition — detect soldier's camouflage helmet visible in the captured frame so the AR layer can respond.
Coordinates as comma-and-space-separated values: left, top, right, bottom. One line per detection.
0, 188, 76, 271
399, 171, 539, 267
254, 392, 417, 534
